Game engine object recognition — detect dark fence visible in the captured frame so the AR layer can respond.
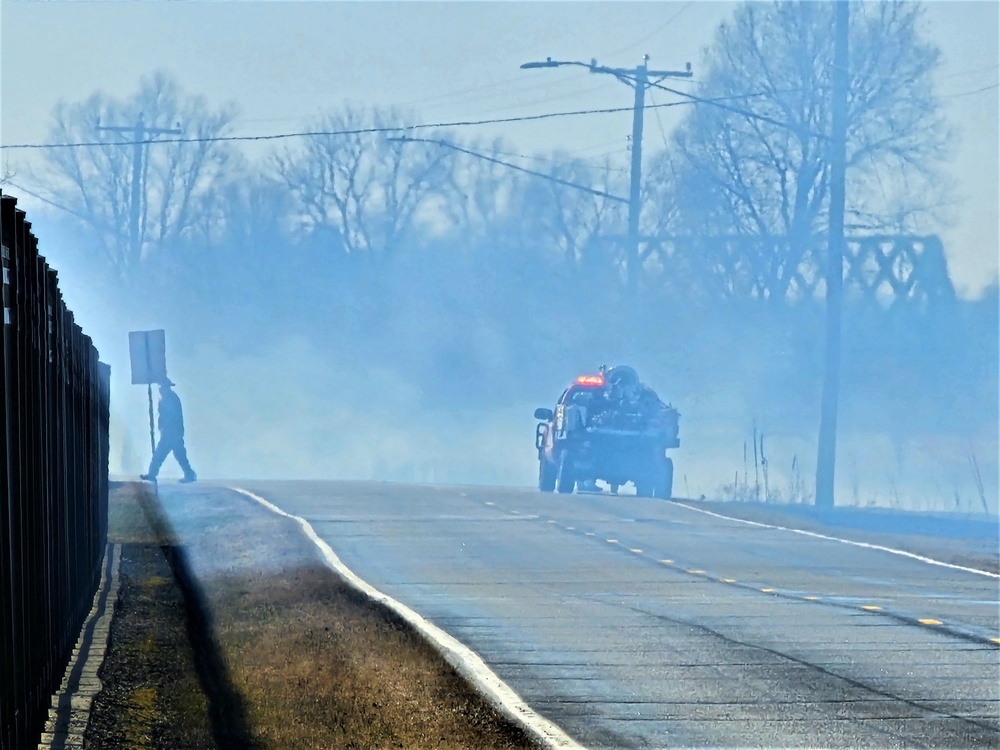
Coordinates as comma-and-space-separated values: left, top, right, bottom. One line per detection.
0, 191, 111, 750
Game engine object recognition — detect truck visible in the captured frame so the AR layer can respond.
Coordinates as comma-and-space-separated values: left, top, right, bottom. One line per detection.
533, 365, 679, 497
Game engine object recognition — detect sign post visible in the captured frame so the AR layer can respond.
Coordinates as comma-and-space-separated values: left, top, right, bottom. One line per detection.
128, 329, 168, 459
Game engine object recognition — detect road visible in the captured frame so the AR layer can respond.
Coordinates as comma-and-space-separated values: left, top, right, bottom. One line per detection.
180, 482, 1000, 749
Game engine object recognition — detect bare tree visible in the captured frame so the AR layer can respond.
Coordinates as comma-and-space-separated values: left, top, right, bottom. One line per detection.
513, 155, 629, 280
273, 106, 455, 262
655, 0, 948, 300
42, 71, 239, 280
437, 138, 526, 241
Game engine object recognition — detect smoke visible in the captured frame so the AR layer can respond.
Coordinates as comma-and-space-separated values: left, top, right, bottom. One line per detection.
22, 192, 998, 517
95, 330, 998, 516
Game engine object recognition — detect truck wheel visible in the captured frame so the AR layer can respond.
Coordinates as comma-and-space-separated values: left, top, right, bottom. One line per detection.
538, 458, 556, 492
556, 452, 575, 494
653, 457, 674, 499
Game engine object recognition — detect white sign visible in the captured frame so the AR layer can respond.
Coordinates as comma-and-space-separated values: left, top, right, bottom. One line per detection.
128, 329, 167, 385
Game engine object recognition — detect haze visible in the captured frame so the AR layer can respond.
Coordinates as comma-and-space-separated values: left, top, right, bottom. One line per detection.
1, 1, 996, 513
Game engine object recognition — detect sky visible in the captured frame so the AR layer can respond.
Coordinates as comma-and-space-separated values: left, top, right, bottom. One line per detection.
1, 0, 998, 299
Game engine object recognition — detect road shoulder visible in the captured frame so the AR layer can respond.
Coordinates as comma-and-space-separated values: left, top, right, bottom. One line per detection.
85, 482, 543, 749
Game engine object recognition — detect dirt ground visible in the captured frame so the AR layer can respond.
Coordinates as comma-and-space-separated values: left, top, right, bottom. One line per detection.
85, 482, 541, 750
85, 542, 217, 749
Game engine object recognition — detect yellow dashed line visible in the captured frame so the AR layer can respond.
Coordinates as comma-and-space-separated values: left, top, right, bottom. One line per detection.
546, 520, 557, 524
919, 618, 943, 626
760, 588, 775, 593
804, 596, 820, 601
722, 578, 736, 583
585, 532, 596, 537
566, 526, 575, 531
659, 559, 674, 565
687, 569, 705, 575
606, 539, 618, 544
861, 605, 882, 611
484, 501, 494, 506
510, 510, 520, 515
630, 548, 643, 554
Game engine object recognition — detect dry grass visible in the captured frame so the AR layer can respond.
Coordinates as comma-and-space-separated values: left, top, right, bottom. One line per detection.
182, 486, 538, 750
99, 482, 540, 750
108, 480, 160, 543
216, 568, 532, 748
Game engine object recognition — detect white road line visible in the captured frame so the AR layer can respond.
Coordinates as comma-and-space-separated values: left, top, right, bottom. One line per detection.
669, 501, 1000, 579
231, 487, 585, 750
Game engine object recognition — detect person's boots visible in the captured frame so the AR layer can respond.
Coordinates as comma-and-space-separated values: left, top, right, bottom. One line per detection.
179, 472, 197, 484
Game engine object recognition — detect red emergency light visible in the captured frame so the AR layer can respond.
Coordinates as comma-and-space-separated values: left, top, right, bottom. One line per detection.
576, 374, 605, 387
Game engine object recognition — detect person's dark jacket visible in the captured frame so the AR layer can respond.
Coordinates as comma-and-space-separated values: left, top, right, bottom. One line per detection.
158, 389, 185, 437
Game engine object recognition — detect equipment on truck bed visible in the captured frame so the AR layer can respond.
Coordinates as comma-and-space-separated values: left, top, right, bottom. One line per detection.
533, 365, 679, 497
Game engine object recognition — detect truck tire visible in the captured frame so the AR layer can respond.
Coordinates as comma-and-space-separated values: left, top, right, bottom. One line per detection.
538, 457, 556, 492
556, 452, 575, 494
654, 457, 674, 499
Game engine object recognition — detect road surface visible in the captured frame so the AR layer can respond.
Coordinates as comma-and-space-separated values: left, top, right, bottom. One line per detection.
164, 482, 1000, 749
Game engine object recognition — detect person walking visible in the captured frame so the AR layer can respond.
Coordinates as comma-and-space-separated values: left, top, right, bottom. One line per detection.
140, 378, 197, 483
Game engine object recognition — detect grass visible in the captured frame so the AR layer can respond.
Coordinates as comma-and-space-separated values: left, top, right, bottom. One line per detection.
94, 482, 540, 749
107, 480, 159, 543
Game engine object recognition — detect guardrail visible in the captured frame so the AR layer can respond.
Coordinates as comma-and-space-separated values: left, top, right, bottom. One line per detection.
1, 191, 111, 750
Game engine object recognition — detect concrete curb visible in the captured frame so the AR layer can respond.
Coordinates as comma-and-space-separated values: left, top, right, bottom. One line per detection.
37, 544, 122, 750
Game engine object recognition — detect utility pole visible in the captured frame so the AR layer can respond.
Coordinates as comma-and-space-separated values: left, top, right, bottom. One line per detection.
815, 0, 850, 510
95, 114, 182, 269
520, 56, 692, 294
626, 59, 649, 298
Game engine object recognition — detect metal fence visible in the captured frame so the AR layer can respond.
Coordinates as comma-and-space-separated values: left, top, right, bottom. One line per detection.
1, 191, 111, 750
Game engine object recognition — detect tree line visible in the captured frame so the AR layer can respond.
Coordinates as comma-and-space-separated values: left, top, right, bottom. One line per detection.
21, 0, 994, 435
35, 2, 952, 296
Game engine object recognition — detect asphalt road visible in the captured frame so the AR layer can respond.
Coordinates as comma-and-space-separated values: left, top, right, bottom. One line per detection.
176, 482, 1000, 749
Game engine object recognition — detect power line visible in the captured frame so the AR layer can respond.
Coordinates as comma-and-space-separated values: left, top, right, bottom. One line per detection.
938, 63, 999, 80
648, 90, 671, 149
388, 137, 628, 203
396, 70, 591, 111
0, 91, 778, 151
96, 114, 182, 262
7, 108, 640, 150
602, 2, 696, 59
476, 80, 622, 116
942, 82, 999, 99
585, 61, 817, 136
568, 138, 629, 157
4, 181, 91, 222
645, 78, 826, 139
519, 55, 694, 296
490, 148, 629, 175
